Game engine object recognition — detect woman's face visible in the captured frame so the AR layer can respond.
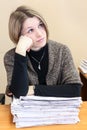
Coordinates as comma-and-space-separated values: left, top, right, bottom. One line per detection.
21, 17, 47, 50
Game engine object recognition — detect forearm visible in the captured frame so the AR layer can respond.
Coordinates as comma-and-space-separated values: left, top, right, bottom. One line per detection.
9, 53, 29, 98
9, 36, 33, 98
34, 83, 81, 97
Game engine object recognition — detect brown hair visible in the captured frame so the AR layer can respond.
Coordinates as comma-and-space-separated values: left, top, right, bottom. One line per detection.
9, 5, 49, 44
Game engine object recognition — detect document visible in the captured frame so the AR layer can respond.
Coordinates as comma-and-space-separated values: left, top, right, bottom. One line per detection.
11, 96, 82, 128
79, 59, 87, 73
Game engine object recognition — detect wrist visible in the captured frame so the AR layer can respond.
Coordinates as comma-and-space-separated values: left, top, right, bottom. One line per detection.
28, 85, 35, 95
15, 47, 26, 56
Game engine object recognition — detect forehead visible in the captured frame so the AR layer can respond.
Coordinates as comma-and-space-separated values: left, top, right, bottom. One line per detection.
22, 17, 41, 29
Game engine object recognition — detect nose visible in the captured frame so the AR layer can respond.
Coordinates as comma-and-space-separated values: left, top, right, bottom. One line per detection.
36, 28, 42, 37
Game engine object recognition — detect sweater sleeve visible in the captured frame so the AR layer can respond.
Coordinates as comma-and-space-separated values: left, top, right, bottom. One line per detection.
9, 53, 29, 98
34, 84, 81, 97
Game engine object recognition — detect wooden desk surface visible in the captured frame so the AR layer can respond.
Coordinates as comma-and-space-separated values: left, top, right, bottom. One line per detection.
0, 102, 87, 130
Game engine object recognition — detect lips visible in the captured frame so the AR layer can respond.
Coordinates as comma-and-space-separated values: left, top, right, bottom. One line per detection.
36, 37, 44, 42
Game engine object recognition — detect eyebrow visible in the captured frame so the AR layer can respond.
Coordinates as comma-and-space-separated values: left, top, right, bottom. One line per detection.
23, 20, 43, 32
27, 21, 42, 28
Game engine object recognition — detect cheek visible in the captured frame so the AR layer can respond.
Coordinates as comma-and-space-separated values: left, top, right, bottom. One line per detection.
25, 34, 35, 41
43, 30, 47, 36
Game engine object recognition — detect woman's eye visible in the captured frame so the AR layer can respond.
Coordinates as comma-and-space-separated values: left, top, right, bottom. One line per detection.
39, 23, 44, 28
28, 29, 33, 33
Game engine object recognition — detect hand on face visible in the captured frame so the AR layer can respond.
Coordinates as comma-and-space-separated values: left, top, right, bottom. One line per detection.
16, 35, 33, 56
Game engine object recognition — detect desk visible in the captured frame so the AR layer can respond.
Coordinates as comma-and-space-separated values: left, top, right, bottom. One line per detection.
0, 102, 87, 130
78, 68, 87, 101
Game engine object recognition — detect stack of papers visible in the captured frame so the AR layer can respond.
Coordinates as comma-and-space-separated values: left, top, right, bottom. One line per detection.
11, 96, 82, 128
79, 59, 87, 73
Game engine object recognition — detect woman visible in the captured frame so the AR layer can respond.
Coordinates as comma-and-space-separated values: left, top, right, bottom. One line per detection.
4, 5, 82, 98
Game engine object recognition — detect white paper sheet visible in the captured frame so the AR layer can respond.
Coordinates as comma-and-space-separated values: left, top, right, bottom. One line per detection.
11, 96, 82, 128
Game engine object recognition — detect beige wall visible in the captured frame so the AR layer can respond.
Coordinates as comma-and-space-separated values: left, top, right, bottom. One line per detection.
0, 0, 87, 103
